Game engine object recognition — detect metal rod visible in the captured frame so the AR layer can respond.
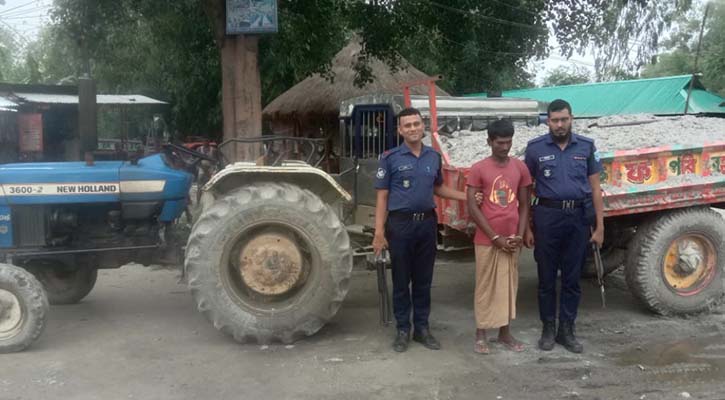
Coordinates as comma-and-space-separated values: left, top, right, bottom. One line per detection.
368, 111, 372, 158
9, 244, 159, 257
360, 113, 364, 158
378, 112, 383, 156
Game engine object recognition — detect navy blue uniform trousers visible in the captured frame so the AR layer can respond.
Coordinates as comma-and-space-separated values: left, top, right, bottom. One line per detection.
386, 213, 438, 332
533, 205, 590, 323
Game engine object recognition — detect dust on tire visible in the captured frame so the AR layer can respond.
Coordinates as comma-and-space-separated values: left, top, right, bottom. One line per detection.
625, 207, 725, 315
185, 183, 352, 344
0, 264, 49, 353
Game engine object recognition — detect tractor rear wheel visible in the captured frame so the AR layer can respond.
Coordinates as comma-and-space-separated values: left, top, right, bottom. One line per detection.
0, 263, 48, 353
27, 260, 98, 305
625, 208, 725, 315
185, 183, 352, 344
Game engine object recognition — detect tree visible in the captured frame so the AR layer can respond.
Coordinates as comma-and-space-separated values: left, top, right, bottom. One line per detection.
0, 27, 14, 81
17, 0, 696, 156
41, 0, 223, 137
641, 2, 725, 96
345, 0, 549, 93
548, 1, 693, 80
700, 2, 725, 95
202, 0, 349, 160
540, 65, 591, 87
0, 25, 27, 82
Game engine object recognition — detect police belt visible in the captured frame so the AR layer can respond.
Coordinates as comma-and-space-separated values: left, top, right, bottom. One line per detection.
388, 209, 436, 221
537, 198, 585, 210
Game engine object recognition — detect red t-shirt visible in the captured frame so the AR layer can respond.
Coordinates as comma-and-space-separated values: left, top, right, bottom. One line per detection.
466, 157, 532, 245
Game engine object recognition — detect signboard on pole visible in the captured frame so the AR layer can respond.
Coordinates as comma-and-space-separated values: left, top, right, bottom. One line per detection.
226, 0, 278, 34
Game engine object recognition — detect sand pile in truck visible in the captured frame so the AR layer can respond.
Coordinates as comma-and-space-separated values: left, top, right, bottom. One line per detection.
426, 115, 725, 167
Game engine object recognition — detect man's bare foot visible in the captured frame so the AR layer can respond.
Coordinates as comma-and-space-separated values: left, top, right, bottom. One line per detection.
474, 329, 489, 354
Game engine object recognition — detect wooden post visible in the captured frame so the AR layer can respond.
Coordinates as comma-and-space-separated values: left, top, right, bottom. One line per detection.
220, 35, 263, 162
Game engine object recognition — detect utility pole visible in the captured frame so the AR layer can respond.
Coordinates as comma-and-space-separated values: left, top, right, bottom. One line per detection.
205, 0, 278, 163
684, 2, 711, 114
77, 0, 97, 160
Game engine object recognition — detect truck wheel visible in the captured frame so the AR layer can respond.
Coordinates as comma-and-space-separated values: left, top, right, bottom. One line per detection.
582, 247, 626, 278
0, 263, 49, 353
185, 183, 352, 344
27, 261, 98, 305
625, 208, 725, 315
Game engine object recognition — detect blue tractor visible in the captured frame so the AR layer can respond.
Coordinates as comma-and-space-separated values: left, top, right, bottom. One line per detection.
0, 144, 195, 351
0, 140, 353, 349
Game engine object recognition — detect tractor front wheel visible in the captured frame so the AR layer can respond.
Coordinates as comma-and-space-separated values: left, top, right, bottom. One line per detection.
0, 263, 48, 353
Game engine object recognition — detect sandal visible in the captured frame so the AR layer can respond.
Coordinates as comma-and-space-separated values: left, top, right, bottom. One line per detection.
495, 337, 525, 352
474, 338, 490, 354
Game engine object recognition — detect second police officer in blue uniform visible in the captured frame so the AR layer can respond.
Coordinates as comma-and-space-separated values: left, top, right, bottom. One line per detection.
373, 107, 466, 353
524, 99, 605, 353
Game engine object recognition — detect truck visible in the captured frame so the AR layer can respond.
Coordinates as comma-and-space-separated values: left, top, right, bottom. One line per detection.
1, 90, 723, 351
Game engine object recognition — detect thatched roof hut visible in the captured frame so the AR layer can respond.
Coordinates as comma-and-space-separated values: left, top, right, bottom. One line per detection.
263, 40, 449, 139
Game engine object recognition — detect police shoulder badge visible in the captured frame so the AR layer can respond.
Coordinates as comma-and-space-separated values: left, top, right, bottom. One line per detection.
376, 168, 386, 179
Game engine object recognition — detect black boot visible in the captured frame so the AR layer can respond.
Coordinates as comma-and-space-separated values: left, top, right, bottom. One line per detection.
538, 320, 556, 351
556, 320, 583, 353
413, 327, 441, 350
393, 330, 410, 352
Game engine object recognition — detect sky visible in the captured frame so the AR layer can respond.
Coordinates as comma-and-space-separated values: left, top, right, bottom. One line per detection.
0, 0, 52, 47
0, 0, 597, 88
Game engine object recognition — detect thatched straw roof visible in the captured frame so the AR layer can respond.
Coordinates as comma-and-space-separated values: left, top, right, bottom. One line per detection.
263, 41, 449, 118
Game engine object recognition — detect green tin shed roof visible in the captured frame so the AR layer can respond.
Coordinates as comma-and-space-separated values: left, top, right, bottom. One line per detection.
467, 75, 725, 118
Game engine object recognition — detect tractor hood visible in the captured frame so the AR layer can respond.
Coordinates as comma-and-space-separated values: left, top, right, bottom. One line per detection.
0, 154, 192, 205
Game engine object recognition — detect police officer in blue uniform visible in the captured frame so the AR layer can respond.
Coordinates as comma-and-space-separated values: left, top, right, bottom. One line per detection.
524, 99, 604, 354
373, 107, 466, 353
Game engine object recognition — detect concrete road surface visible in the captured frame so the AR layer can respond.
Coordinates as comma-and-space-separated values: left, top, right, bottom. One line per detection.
3, 250, 725, 400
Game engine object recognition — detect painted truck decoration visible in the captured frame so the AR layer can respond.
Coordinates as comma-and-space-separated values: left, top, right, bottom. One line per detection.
431, 133, 725, 316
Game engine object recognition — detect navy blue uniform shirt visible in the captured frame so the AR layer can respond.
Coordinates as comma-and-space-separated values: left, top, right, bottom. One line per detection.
524, 132, 602, 200
375, 142, 443, 212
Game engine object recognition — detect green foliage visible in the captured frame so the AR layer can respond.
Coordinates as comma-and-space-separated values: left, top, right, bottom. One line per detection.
41, 0, 223, 136
548, 0, 692, 80
641, 1, 725, 96
701, 2, 725, 95
258, 0, 348, 105
540, 65, 591, 87
345, 0, 549, 93
0, 24, 26, 82
641, 50, 693, 78
2, 0, 699, 135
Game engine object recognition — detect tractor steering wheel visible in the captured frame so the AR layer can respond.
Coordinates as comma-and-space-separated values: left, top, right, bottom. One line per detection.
164, 142, 217, 163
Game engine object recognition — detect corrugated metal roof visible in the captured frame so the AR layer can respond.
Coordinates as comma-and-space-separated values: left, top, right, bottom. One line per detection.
11, 93, 167, 105
97, 95, 167, 105
13, 93, 78, 104
339, 94, 540, 118
0, 97, 19, 111
467, 75, 725, 117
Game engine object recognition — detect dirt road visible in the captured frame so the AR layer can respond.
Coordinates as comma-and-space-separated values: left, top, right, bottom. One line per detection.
3, 250, 724, 400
